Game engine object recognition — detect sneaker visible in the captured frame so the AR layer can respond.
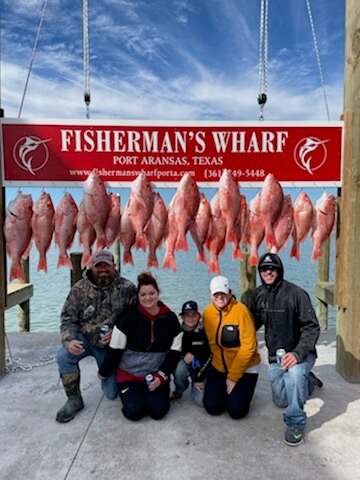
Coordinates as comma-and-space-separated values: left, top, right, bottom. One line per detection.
284, 427, 304, 446
170, 391, 182, 401
310, 371, 323, 388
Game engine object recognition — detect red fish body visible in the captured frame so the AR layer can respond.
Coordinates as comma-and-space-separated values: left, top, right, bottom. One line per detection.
146, 192, 168, 268
311, 192, 336, 261
32, 192, 55, 273
259, 174, 283, 250
127, 173, 154, 251
206, 192, 226, 275
293, 192, 315, 244
120, 201, 136, 266
190, 193, 211, 264
273, 194, 295, 253
247, 192, 265, 267
83, 171, 112, 249
162, 205, 178, 272
77, 201, 96, 269
218, 169, 241, 249
3, 191, 33, 281
54, 192, 78, 269
105, 194, 121, 248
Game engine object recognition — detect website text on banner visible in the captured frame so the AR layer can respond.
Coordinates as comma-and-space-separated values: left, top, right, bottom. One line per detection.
0, 120, 342, 188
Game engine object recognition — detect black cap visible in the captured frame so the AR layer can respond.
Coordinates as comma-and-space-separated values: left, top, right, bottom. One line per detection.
179, 301, 198, 315
258, 253, 282, 269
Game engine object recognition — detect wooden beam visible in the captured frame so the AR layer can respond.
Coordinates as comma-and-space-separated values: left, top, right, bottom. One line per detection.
336, 0, 360, 382
6, 284, 34, 310
314, 282, 334, 307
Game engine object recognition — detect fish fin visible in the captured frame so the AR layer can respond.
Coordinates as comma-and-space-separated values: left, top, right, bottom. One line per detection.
311, 246, 321, 262
196, 250, 208, 265
175, 235, 189, 252
37, 255, 48, 273
123, 251, 134, 266
225, 229, 237, 246
96, 235, 107, 250
57, 255, 73, 269
208, 259, 220, 275
231, 245, 243, 260
134, 234, 147, 251
10, 262, 26, 282
265, 229, 277, 250
162, 253, 177, 272
248, 251, 259, 267
81, 252, 92, 269
22, 240, 33, 260
147, 253, 159, 269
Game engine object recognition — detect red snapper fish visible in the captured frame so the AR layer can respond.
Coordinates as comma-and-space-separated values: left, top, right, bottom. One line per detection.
272, 194, 296, 254
120, 201, 136, 266
162, 204, 178, 271
190, 193, 211, 264
171, 173, 200, 252
218, 169, 241, 249
127, 172, 154, 251
259, 174, 284, 250
105, 193, 121, 248
31, 192, 55, 273
54, 192, 78, 269
146, 192, 168, 268
3, 191, 33, 282
76, 201, 96, 269
247, 192, 265, 267
206, 191, 227, 275
83, 171, 112, 249
291, 191, 315, 261
311, 192, 336, 261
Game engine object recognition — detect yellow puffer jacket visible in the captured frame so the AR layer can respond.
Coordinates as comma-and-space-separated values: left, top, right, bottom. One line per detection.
203, 298, 261, 382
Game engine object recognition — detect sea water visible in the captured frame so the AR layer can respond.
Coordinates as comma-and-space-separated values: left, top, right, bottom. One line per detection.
4, 233, 336, 333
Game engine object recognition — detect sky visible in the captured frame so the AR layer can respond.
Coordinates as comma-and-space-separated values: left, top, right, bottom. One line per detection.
0, 0, 346, 206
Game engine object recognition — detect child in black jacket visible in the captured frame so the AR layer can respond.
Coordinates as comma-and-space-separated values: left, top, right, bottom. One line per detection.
171, 301, 211, 406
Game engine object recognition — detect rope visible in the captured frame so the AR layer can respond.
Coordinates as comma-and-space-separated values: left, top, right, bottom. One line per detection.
257, 0, 269, 121
305, 0, 331, 121
18, 0, 49, 118
83, 0, 91, 119
5, 333, 57, 373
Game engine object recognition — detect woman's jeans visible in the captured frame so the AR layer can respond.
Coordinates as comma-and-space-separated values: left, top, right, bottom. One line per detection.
57, 332, 118, 400
268, 353, 315, 430
173, 359, 205, 406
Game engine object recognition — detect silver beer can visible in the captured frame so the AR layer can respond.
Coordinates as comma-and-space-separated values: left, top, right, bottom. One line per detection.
145, 374, 155, 391
276, 348, 286, 368
99, 324, 110, 339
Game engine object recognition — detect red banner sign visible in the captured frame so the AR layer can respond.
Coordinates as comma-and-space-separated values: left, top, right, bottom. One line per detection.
1, 119, 342, 187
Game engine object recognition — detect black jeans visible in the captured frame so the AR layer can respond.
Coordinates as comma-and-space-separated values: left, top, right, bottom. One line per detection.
203, 367, 258, 419
118, 381, 170, 421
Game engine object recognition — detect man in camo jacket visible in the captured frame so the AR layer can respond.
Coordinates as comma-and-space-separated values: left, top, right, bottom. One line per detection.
56, 249, 136, 423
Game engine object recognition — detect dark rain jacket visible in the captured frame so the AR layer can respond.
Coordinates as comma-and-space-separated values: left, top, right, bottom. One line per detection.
60, 270, 137, 348
250, 255, 320, 364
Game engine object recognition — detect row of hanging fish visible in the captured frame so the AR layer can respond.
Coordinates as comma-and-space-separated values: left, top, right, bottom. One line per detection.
3, 170, 336, 282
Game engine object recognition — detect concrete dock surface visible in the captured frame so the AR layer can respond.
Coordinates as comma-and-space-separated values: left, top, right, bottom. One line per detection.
1, 330, 359, 480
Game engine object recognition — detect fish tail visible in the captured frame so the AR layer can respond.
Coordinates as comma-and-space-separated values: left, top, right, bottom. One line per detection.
265, 229, 277, 250
96, 235, 107, 250
225, 229, 237, 246
123, 251, 134, 266
248, 250, 259, 267
81, 252, 92, 269
290, 242, 300, 261
147, 252, 159, 269
162, 253, 177, 272
135, 234, 147, 251
37, 255, 48, 273
208, 259, 220, 275
10, 262, 26, 282
231, 245, 243, 260
57, 254, 73, 269
175, 235, 189, 252
196, 250, 208, 265
311, 245, 321, 261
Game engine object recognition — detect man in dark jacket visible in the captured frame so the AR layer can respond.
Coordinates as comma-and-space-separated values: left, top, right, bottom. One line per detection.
170, 301, 212, 406
250, 253, 322, 446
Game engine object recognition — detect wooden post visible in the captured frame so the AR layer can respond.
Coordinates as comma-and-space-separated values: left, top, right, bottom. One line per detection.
70, 252, 83, 287
17, 258, 31, 332
316, 237, 330, 330
240, 252, 256, 309
335, 0, 360, 382
0, 109, 6, 378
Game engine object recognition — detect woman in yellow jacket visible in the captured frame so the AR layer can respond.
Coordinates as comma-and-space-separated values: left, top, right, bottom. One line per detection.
203, 275, 260, 418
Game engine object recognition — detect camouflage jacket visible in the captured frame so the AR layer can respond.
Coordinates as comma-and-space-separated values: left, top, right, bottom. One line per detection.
60, 270, 137, 348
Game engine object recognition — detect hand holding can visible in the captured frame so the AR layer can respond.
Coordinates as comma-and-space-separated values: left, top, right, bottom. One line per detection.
276, 348, 286, 369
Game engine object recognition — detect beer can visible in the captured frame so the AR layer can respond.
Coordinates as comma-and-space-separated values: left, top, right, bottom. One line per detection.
99, 324, 110, 339
276, 348, 286, 368
145, 374, 155, 391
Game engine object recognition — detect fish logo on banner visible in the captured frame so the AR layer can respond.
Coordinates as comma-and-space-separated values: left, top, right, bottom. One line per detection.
13, 136, 51, 176
293, 137, 329, 175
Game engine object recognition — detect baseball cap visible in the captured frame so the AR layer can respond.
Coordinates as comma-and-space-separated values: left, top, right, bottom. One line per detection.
92, 250, 114, 266
210, 275, 230, 295
258, 253, 282, 270
180, 301, 198, 315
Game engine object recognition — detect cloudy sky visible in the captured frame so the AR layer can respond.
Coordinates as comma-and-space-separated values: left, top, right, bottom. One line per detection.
1, 0, 345, 122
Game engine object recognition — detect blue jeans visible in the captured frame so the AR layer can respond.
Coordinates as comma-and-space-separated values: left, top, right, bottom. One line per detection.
57, 332, 118, 400
173, 359, 205, 407
268, 354, 315, 430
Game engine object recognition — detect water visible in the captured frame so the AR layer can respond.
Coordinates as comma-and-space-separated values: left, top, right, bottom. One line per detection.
4, 232, 336, 333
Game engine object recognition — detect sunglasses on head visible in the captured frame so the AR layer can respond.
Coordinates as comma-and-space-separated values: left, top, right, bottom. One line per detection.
259, 265, 278, 272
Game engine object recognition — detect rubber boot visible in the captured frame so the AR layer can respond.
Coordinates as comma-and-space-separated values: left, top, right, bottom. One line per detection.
56, 370, 84, 423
